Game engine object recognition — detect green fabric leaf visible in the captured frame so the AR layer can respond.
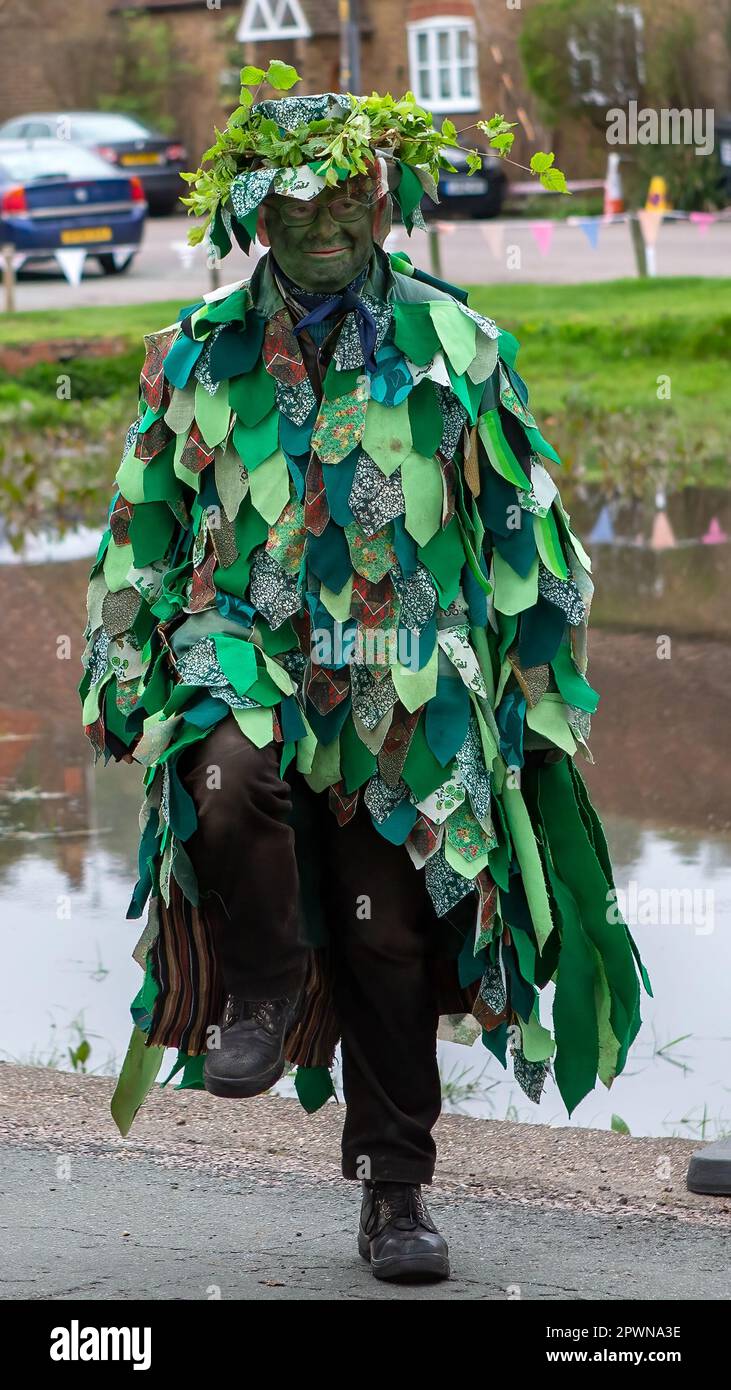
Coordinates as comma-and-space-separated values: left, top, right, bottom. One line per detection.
164, 383, 196, 435
408, 379, 443, 458
362, 399, 413, 477
428, 300, 477, 377
229, 357, 276, 424
392, 641, 438, 713
492, 550, 539, 616
392, 302, 440, 365
478, 410, 532, 491
525, 424, 561, 466
402, 717, 455, 801
110, 1024, 166, 1138
551, 642, 600, 714
128, 502, 175, 569
340, 714, 377, 793
501, 783, 554, 950
194, 380, 231, 448
231, 704, 274, 747
533, 510, 569, 580
526, 694, 578, 754
248, 447, 290, 525
401, 450, 442, 545
417, 519, 465, 608
233, 407, 279, 471
295, 1064, 335, 1112
395, 160, 426, 226
212, 633, 258, 692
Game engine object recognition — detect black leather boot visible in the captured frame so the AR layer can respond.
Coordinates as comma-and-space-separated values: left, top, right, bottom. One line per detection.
358, 1180, 450, 1281
204, 993, 298, 1099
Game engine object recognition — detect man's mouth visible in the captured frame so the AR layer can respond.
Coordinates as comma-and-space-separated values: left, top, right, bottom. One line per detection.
307, 247, 348, 256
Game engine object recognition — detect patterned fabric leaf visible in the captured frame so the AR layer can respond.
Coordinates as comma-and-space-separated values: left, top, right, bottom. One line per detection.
141, 327, 179, 411
263, 307, 308, 386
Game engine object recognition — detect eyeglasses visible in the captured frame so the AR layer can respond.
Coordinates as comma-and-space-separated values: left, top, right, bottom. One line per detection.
263, 192, 378, 227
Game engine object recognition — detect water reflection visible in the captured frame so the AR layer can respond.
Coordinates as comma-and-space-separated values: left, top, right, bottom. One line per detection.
0, 554, 729, 1139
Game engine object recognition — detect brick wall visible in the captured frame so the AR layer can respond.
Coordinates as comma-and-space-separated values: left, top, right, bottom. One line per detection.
0, 0, 727, 174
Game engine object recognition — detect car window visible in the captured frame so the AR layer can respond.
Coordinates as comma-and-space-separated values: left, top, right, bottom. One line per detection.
0, 119, 23, 137
0, 144, 121, 182
69, 114, 153, 141
23, 121, 53, 138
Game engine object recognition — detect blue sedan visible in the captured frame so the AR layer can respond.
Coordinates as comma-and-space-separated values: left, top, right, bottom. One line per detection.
0, 139, 147, 275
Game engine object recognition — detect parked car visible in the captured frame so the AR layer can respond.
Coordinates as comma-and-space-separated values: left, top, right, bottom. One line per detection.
0, 140, 147, 275
426, 146, 507, 219
0, 112, 187, 215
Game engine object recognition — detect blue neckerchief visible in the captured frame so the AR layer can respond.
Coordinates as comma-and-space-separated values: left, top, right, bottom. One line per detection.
272, 258, 378, 370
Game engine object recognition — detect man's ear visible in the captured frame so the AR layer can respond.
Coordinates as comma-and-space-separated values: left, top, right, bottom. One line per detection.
256, 206, 271, 247
372, 194, 392, 247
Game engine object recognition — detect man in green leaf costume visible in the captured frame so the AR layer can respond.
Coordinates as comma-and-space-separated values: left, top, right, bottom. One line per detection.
80, 77, 650, 1282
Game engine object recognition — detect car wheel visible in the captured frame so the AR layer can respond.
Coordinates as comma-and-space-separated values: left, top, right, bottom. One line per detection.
97, 252, 135, 276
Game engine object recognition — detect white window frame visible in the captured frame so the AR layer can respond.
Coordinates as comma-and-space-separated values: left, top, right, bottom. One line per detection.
237, 0, 311, 43
407, 16, 480, 115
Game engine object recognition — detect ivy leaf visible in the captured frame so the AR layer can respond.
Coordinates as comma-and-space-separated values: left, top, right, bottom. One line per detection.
229, 101, 252, 127
266, 61, 300, 91
611, 1114, 631, 1135
466, 150, 483, 174
240, 65, 265, 86
188, 224, 206, 246
441, 118, 457, 141
490, 131, 515, 155
530, 151, 554, 174
540, 167, 570, 194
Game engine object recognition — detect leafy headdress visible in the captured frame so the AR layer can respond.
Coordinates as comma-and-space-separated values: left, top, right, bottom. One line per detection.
181, 60, 567, 260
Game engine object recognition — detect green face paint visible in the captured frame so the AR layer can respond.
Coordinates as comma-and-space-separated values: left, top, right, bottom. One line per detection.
262, 186, 378, 292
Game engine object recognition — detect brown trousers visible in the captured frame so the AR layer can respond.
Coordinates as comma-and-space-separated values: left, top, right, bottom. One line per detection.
176, 715, 471, 1184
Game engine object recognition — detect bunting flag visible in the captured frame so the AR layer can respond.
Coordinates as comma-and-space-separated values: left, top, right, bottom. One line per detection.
649, 509, 676, 550
577, 218, 601, 250
637, 210, 663, 247
702, 516, 728, 545
480, 222, 505, 261
588, 504, 614, 543
529, 221, 555, 256
54, 249, 87, 286
689, 212, 717, 236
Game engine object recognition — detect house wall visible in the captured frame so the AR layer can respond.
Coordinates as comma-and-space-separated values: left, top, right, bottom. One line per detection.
0, 0, 727, 178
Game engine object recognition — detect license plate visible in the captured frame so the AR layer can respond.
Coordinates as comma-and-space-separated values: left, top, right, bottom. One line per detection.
121, 152, 161, 165
60, 226, 113, 244
444, 177, 487, 195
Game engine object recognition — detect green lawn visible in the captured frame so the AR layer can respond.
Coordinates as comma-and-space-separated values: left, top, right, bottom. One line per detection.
0, 277, 727, 540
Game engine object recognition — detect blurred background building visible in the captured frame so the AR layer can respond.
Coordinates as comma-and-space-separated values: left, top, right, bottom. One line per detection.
0, 0, 728, 191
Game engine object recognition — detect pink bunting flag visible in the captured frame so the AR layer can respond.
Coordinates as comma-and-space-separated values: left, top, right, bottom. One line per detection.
529, 221, 555, 257
690, 212, 716, 237
649, 510, 676, 550
701, 516, 728, 544
481, 222, 505, 260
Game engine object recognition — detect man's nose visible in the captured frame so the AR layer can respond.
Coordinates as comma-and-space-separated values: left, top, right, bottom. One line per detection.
311, 202, 340, 234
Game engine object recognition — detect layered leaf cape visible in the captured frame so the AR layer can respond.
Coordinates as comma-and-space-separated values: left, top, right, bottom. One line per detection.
79, 246, 651, 1135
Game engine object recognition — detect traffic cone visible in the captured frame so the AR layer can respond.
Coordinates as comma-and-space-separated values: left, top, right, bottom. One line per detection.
604, 153, 624, 216
645, 176, 671, 213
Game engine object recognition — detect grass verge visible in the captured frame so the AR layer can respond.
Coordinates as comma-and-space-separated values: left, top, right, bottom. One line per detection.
0, 277, 727, 541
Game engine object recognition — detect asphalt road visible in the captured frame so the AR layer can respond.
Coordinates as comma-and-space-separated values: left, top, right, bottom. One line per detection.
8, 213, 730, 311
4, 1144, 731, 1302
2, 1065, 730, 1302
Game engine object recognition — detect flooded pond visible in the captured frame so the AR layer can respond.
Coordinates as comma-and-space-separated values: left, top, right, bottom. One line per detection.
1, 544, 729, 1142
